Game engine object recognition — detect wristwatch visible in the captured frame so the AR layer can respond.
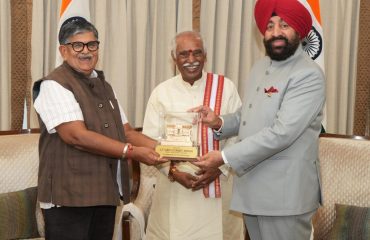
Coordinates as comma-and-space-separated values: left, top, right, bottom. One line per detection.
168, 166, 178, 182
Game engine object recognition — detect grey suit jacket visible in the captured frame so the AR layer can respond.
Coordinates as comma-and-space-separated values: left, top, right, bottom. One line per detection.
219, 46, 325, 216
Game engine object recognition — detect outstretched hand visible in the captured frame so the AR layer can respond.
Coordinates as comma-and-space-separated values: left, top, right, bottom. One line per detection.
192, 167, 221, 191
192, 150, 224, 170
188, 105, 222, 129
130, 146, 167, 166
172, 170, 199, 189
191, 150, 224, 190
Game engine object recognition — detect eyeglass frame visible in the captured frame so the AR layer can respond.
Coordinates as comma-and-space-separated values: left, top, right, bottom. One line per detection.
63, 41, 100, 52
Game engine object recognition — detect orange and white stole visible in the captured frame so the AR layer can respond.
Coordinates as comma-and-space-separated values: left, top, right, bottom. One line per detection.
202, 73, 224, 198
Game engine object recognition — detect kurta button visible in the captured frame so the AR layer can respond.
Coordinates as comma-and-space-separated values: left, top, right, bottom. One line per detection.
242, 121, 246, 126
249, 104, 252, 108
265, 70, 269, 75
98, 103, 103, 108
256, 87, 260, 91
104, 123, 109, 128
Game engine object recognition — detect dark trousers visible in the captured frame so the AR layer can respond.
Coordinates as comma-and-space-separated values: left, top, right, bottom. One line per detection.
43, 205, 117, 240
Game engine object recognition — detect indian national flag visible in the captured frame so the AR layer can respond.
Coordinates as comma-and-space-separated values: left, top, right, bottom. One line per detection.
299, 0, 326, 127
55, 0, 90, 66
299, 0, 325, 70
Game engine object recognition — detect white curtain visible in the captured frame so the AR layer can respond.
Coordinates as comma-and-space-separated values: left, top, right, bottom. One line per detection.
19, 0, 363, 134
0, 0, 11, 130
320, 0, 360, 134
200, 0, 265, 99
30, 0, 192, 128
91, 0, 192, 127
200, 0, 360, 135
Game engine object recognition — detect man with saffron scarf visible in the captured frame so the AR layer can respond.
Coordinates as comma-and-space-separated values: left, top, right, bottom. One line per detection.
192, 0, 325, 239
143, 31, 244, 240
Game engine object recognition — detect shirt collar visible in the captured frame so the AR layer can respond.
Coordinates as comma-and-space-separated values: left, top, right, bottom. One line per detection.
179, 71, 206, 88
90, 70, 98, 78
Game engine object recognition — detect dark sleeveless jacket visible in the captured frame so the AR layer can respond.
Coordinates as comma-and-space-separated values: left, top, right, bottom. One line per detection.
32, 62, 130, 206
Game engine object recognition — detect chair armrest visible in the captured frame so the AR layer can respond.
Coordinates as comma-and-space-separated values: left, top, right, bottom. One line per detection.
128, 158, 140, 202
116, 203, 146, 240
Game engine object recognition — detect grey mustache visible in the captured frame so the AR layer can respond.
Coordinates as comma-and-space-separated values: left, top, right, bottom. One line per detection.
79, 55, 93, 60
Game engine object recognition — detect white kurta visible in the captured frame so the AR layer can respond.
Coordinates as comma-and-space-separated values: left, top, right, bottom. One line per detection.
143, 73, 244, 240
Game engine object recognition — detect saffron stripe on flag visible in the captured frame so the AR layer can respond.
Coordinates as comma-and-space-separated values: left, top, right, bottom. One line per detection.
307, 0, 322, 24
60, 0, 72, 17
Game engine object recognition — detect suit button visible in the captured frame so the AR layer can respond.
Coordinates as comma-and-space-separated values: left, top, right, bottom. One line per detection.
98, 103, 103, 108
104, 123, 109, 128
242, 121, 246, 126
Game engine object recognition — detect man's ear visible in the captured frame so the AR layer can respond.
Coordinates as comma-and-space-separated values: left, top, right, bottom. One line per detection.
59, 45, 67, 60
171, 51, 176, 61
296, 30, 301, 40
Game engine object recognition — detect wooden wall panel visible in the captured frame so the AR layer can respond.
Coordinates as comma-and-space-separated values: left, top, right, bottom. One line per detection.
10, 0, 33, 130
354, 0, 370, 136
193, 0, 201, 32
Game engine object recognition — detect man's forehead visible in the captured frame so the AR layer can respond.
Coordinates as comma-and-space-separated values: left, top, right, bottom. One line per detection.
177, 48, 203, 53
268, 15, 285, 22
176, 40, 203, 51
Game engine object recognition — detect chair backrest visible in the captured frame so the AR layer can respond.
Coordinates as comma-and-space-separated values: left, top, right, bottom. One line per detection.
133, 163, 159, 223
312, 134, 370, 239
128, 127, 160, 223
0, 130, 40, 193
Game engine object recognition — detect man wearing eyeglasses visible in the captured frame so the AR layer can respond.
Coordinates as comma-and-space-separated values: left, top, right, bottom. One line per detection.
142, 31, 245, 240
32, 17, 166, 240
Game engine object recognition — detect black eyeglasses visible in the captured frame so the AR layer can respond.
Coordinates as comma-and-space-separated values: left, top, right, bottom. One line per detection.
64, 41, 100, 52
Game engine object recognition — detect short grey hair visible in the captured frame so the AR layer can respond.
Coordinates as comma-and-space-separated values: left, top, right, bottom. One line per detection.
58, 17, 98, 44
171, 31, 207, 58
